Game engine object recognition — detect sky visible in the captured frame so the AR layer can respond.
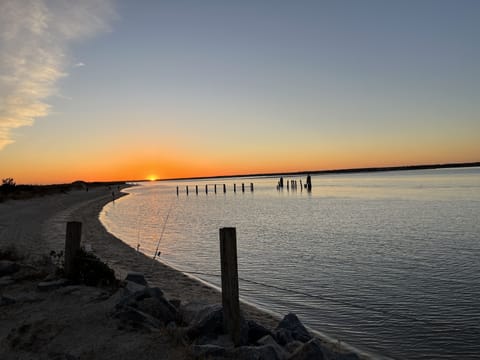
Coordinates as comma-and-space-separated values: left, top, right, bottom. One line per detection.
0, 0, 479, 184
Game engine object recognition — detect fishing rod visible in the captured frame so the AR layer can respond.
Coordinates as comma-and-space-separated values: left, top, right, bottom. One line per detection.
152, 200, 175, 261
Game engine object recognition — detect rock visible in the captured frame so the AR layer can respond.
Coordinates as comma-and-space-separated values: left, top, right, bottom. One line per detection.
170, 298, 181, 309
230, 344, 283, 360
248, 319, 274, 344
180, 300, 212, 324
37, 278, 71, 291
113, 306, 162, 331
0, 295, 16, 306
285, 340, 304, 354
320, 342, 361, 360
288, 338, 325, 360
125, 280, 146, 294
275, 328, 294, 346
257, 335, 290, 359
125, 271, 148, 286
190, 344, 228, 359
136, 296, 177, 325
0, 260, 19, 276
276, 313, 312, 343
186, 303, 224, 340
0, 276, 15, 286
146, 286, 164, 299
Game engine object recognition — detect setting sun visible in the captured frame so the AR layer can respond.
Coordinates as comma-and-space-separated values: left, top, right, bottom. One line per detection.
147, 175, 157, 181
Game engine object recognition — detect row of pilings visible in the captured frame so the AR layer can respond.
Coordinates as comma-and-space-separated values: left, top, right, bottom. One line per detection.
277, 174, 312, 192
176, 182, 254, 196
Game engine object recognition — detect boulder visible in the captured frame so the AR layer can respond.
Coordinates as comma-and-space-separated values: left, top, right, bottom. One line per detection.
248, 319, 274, 344
230, 344, 283, 360
276, 313, 312, 343
37, 278, 71, 291
190, 344, 228, 359
125, 271, 148, 286
257, 335, 290, 359
0, 295, 16, 306
136, 296, 177, 325
288, 338, 325, 360
275, 328, 294, 346
0, 260, 19, 276
113, 306, 162, 331
186, 303, 224, 340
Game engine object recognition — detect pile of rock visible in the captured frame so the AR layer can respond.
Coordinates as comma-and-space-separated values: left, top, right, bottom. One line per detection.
113, 272, 361, 360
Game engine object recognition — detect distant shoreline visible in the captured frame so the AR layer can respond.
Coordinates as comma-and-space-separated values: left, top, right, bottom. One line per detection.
157, 161, 480, 182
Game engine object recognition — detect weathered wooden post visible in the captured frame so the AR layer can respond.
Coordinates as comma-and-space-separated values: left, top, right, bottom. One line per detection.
234, 184, 236, 193
195, 185, 198, 195
186, 186, 189, 195
250, 183, 254, 192
65, 221, 82, 279
241, 183, 245, 192
219, 227, 241, 346
223, 184, 226, 193
205, 184, 208, 194
214, 184, 217, 194
176, 186, 179, 196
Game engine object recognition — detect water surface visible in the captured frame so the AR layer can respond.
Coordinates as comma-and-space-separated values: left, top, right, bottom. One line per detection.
100, 167, 480, 359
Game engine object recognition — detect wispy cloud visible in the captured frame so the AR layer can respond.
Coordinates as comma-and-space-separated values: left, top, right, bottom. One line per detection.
73, 62, 86, 68
0, 0, 116, 150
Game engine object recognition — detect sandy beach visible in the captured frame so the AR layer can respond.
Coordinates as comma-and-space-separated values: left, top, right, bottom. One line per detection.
0, 186, 365, 359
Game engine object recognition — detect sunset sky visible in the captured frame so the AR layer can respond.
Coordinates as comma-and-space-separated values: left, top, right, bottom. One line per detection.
1, 0, 479, 184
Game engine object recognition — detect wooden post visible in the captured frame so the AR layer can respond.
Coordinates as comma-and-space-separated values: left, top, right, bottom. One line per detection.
205, 184, 208, 194
65, 221, 82, 279
241, 183, 245, 192
176, 186, 179, 196
196, 185, 198, 195
219, 227, 241, 346
223, 184, 226, 193
234, 184, 236, 193
186, 186, 189, 195
250, 183, 254, 192
214, 184, 217, 194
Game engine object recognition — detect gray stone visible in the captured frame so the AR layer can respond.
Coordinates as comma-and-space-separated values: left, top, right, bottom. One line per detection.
190, 344, 228, 359
113, 306, 162, 330
0, 295, 16, 306
136, 296, 177, 325
258, 335, 290, 359
125, 271, 148, 286
230, 344, 283, 360
0, 276, 15, 286
180, 300, 212, 324
170, 298, 181, 309
275, 328, 294, 346
285, 340, 304, 354
276, 313, 312, 343
287, 338, 325, 360
248, 319, 273, 344
186, 303, 224, 340
0, 260, 19, 276
37, 278, 71, 291
125, 280, 146, 294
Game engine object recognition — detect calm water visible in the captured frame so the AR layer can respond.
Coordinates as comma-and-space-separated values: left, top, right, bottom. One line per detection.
100, 167, 480, 359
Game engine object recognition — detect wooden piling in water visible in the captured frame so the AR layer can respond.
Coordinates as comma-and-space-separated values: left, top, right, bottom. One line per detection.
241, 183, 245, 192
176, 186, 179, 196
250, 183, 254, 192
205, 184, 208, 194
223, 184, 226, 193
65, 221, 82, 279
234, 184, 236, 193
219, 227, 241, 346
214, 184, 217, 194
195, 185, 198, 195
186, 186, 189, 195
